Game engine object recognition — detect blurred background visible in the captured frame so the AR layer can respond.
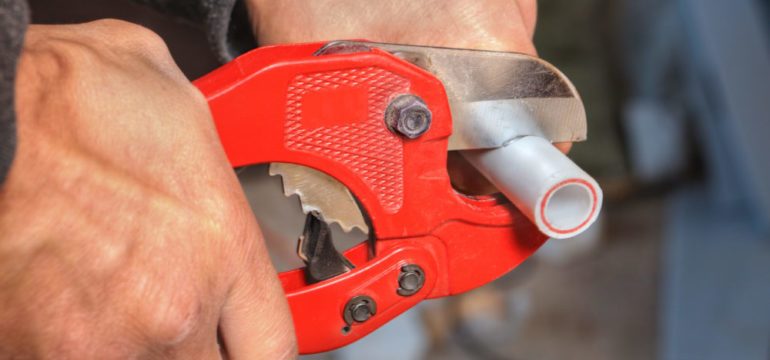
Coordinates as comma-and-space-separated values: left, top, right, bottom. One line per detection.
29, 0, 770, 359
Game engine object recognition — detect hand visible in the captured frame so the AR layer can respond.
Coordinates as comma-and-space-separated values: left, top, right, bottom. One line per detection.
249, 0, 538, 54
0, 20, 295, 359
247, 0, 570, 194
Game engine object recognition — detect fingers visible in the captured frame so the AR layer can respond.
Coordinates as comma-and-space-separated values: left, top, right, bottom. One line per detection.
218, 225, 297, 360
554, 142, 573, 154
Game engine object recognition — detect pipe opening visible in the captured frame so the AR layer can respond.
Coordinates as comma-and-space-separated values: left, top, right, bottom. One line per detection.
543, 183, 594, 232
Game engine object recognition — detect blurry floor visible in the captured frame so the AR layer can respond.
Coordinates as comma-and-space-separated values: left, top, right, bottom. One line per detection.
663, 187, 770, 360
420, 197, 661, 360
502, 198, 659, 360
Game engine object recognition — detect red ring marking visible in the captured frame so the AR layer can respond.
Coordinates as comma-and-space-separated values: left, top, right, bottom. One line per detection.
539, 178, 598, 235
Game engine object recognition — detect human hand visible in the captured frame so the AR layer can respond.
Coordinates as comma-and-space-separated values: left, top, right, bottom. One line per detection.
246, 0, 570, 194
0, 20, 295, 359
248, 0, 538, 54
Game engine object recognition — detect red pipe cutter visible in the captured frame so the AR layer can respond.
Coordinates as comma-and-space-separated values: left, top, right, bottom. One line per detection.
194, 40, 589, 354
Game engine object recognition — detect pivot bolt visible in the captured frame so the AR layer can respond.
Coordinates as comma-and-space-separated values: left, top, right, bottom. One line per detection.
385, 94, 432, 139
397, 264, 425, 296
343, 295, 377, 326
350, 302, 372, 322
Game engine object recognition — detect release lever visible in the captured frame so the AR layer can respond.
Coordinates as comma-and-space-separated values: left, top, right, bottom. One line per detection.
297, 211, 355, 284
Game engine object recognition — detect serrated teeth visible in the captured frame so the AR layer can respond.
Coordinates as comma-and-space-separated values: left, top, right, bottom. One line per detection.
269, 163, 369, 234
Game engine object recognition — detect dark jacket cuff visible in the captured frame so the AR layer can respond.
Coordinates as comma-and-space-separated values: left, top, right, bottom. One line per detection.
0, 0, 29, 185
133, 0, 257, 63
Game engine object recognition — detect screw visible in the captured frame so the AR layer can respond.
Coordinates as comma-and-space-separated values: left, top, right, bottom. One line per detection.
397, 264, 425, 296
384, 94, 432, 139
343, 295, 377, 326
350, 302, 372, 322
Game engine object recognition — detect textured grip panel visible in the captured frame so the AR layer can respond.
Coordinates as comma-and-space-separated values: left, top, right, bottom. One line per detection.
286, 67, 409, 213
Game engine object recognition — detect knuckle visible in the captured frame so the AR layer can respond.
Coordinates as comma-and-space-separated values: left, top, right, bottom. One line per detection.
17, 37, 97, 108
133, 286, 204, 345
86, 19, 173, 63
266, 326, 299, 359
89, 19, 161, 44
22, 34, 94, 76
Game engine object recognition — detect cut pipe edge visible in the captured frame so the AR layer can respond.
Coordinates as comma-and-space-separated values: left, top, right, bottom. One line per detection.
461, 136, 603, 239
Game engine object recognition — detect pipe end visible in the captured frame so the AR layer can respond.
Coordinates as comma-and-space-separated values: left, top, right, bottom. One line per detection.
536, 178, 602, 239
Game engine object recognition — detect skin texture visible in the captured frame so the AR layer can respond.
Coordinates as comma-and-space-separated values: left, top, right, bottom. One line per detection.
0, 20, 294, 359
0, 2, 564, 358
252, 0, 539, 53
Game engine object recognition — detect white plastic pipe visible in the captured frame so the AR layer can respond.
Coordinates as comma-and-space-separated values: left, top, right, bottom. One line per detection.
462, 136, 603, 239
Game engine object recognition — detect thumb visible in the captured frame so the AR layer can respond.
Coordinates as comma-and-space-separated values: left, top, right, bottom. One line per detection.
219, 228, 297, 359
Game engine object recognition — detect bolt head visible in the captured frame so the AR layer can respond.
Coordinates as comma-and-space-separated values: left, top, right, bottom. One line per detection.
385, 95, 432, 139
351, 303, 372, 322
399, 272, 421, 291
397, 264, 425, 296
343, 295, 377, 326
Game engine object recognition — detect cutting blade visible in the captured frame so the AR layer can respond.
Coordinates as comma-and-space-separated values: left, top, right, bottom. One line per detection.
274, 42, 585, 232
269, 163, 369, 234
316, 41, 587, 150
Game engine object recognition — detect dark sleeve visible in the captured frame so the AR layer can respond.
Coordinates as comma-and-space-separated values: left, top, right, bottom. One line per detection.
132, 0, 257, 63
0, 0, 29, 185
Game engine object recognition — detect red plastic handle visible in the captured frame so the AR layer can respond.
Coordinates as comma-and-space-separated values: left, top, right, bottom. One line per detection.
195, 41, 547, 353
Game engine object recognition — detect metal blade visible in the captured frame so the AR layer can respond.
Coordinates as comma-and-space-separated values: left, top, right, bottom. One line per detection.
316, 41, 587, 150
269, 163, 369, 234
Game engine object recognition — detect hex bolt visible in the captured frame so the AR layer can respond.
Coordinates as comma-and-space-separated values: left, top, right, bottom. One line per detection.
343, 295, 377, 326
397, 264, 425, 296
384, 94, 432, 139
